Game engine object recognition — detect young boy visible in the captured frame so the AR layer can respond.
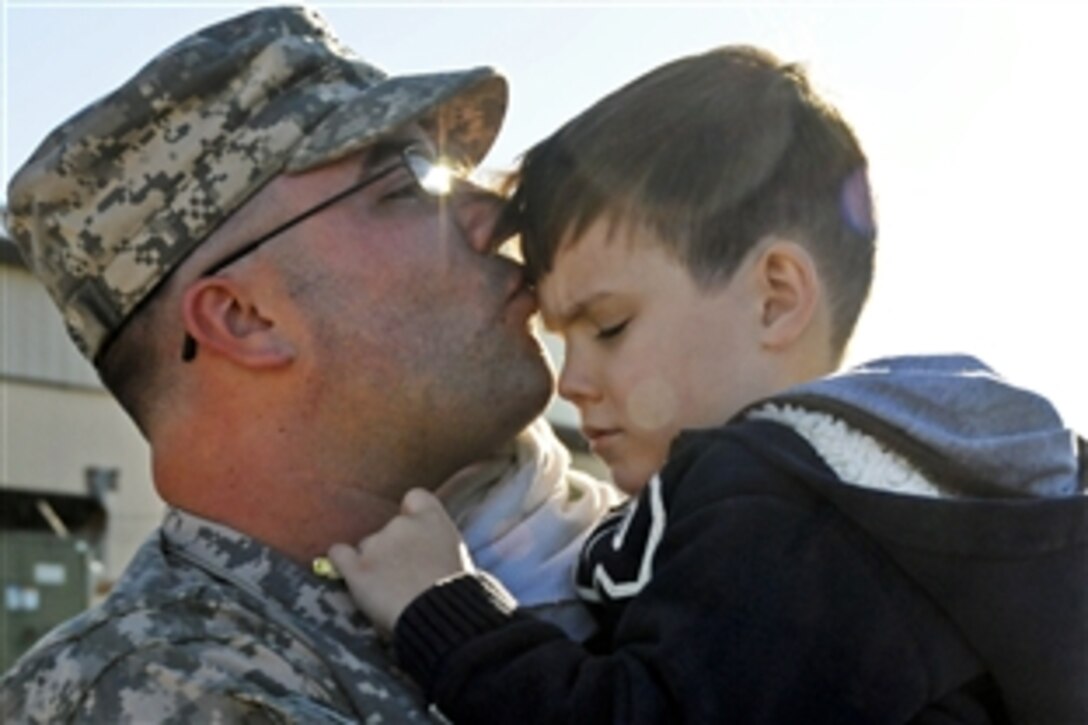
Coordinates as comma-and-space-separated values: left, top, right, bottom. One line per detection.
329, 47, 1087, 723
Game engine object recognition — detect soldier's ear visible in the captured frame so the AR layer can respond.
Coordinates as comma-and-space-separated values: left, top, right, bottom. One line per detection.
181, 277, 295, 368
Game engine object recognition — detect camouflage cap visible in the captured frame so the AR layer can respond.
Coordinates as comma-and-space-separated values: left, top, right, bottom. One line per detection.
5, 5, 507, 364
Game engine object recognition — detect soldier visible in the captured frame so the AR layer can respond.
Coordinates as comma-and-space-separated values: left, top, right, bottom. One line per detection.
1, 6, 616, 722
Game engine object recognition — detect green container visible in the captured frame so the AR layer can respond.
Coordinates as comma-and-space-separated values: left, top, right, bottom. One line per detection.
1, 530, 92, 672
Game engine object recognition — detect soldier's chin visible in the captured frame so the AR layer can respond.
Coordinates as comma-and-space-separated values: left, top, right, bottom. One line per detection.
521, 352, 556, 422
492, 368, 552, 446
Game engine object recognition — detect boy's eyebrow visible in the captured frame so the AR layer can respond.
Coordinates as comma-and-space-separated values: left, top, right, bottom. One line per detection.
542, 290, 611, 331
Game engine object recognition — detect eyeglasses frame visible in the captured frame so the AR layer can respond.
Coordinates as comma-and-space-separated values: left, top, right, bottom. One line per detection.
180, 145, 454, 362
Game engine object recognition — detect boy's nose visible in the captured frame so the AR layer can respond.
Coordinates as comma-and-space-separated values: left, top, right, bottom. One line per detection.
557, 354, 600, 406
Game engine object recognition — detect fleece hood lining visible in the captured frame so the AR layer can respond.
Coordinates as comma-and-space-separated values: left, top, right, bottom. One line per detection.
749, 403, 947, 499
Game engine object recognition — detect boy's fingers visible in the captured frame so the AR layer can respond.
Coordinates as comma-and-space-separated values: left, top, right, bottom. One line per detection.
401, 487, 440, 516
327, 543, 362, 574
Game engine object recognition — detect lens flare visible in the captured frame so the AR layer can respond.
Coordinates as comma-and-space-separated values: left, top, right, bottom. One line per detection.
420, 162, 454, 195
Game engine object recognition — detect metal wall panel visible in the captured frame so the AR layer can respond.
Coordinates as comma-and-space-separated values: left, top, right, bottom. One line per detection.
1, 267, 100, 388
1, 380, 160, 583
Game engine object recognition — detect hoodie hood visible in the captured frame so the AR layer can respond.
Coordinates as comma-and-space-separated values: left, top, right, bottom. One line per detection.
735, 354, 1088, 723
761, 354, 1083, 499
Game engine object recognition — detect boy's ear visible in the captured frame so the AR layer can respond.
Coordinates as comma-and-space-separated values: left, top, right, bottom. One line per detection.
181, 277, 296, 368
753, 239, 822, 350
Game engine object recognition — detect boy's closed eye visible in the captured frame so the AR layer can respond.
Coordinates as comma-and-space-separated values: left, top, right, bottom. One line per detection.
596, 319, 630, 341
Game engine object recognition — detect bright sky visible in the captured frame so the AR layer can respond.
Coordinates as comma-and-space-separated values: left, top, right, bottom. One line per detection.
2, 1, 1086, 434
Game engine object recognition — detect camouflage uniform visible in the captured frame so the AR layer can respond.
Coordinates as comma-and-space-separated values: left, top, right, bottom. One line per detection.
2, 6, 510, 722
0, 508, 436, 723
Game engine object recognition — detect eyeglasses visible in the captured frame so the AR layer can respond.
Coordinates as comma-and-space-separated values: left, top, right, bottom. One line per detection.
181, 144, 459, 362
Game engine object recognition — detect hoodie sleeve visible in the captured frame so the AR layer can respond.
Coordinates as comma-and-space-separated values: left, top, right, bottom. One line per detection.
393, 421, 992, 724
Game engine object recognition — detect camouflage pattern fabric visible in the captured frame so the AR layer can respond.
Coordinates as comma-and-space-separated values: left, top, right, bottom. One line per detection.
0, 508, 437, 723
4, 5, 506, 364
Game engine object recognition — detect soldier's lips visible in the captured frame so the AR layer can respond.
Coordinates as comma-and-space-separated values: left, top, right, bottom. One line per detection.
504, 275, 537, 319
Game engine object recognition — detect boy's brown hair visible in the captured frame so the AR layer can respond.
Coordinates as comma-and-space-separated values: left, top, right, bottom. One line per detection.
508, 45, 876, 354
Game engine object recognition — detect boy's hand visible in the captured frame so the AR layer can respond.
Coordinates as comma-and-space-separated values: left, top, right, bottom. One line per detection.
328, 488, 474, 635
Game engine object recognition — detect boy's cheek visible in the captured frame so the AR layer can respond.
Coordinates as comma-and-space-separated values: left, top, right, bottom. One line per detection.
625, 376, 681, 432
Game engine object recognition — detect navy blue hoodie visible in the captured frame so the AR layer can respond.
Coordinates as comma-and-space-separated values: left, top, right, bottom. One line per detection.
740, 354, 1087, 723
394, 355, 1087, 724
